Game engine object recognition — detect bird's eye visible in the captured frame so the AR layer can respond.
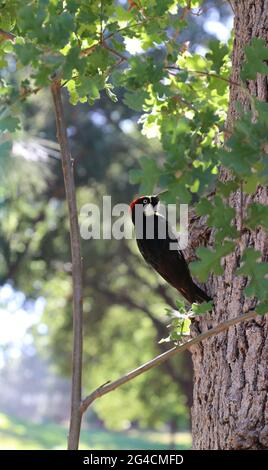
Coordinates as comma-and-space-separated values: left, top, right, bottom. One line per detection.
142, 198, 148, 204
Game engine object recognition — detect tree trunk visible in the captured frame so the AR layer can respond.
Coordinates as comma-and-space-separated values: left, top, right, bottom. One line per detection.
191, 0, 268, 450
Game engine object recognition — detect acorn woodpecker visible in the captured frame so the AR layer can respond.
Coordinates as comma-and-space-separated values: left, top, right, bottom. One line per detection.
130, 195, 211, 304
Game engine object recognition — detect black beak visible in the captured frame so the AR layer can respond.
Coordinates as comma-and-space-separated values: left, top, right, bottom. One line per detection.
151, 195, 160, 207
150, 189, 168, 207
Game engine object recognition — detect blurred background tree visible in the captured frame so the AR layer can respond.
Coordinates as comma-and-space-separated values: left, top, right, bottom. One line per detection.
0, 0, 233, 449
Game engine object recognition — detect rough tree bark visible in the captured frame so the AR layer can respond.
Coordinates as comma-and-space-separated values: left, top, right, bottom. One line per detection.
191, 0, 268, 449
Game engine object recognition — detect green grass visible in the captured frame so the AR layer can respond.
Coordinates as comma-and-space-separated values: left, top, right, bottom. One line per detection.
0, 413, 191, 450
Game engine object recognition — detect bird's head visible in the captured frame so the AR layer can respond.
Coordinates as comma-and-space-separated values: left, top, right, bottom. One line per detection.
129, 195, 159, 219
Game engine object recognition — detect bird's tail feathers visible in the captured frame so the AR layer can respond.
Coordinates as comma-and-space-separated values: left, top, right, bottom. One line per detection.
191, 283, 211, 304
178, 283, 211, 304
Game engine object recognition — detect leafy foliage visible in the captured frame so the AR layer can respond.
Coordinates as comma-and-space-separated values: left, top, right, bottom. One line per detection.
241, 38, 268, 80
160, 300, 191, 344
190, 242, 235, 282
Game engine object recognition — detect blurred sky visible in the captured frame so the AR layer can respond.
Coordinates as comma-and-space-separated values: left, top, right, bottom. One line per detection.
0, 285, 46, 368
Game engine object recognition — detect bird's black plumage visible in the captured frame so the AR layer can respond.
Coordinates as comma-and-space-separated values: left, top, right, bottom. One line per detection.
130, 195, 211, 304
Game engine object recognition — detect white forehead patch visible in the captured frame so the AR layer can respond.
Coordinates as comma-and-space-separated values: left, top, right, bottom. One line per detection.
144, 203, 155, 216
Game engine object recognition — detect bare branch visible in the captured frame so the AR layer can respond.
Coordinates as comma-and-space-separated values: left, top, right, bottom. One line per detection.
165, 66, 241, 88
51, 80, 83, 450
102, 41, 128, 62
81, 309, 257, 414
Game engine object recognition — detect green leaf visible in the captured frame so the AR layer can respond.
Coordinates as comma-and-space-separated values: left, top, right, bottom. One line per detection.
175, 299, 187, 313
191, 301, 213, 315
129, 156, 161, 194
62, 46, 83, 80
0, 115, 20, 133
243, 174, 259, 193
241, 38, 268, 80
129, 169, 141, 185
0, 140, 12, 158
14, 43, 41, 66
196, 195, 238, 242
190, 242, 235, 282
76, 76, 104, 104
237, 248, 268, 303
256, 302, 268, 315
65, 79, 79, 105
168, 181, 192, 204
32, 66, 52, 86
245, 203, 268, 230
123, 90, 150, 111
217, 180, 239, 197
88, 47, 112, 72
206, 40, 229, 74
164, 308, 192, 344
195, 198, 212, 216
218, 104, 268, 178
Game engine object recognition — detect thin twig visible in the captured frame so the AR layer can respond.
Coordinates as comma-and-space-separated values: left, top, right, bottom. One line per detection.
51, 80, 83, 450
80, 309, 257, 414
103, 42, 128, 62
172, 94, 195, 110
181, 1, 192, 21
104, 21, 147, 41
227, 0, 235, 15
165, 66, 241, 88
80, 43, 98, 57
100, 0, 104, 41
104, 15, 164, 42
